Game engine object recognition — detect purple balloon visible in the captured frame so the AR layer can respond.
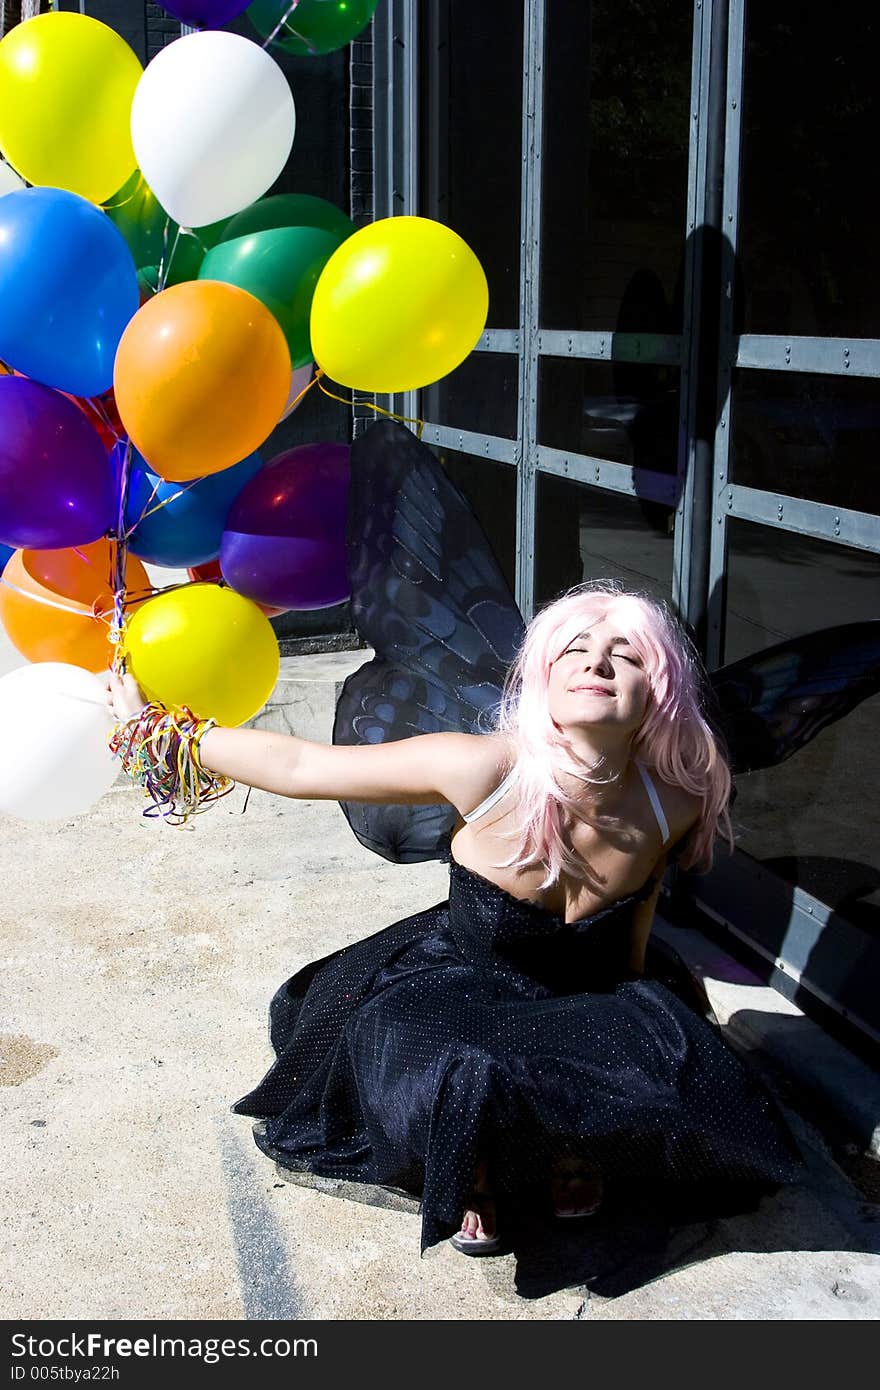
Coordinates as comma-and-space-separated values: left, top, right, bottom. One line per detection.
0, 377, 115, 549
159, 1, 251, 25
220, 442, 350, 610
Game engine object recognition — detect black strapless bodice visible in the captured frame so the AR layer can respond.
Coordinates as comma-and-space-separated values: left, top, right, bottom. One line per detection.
234, 860, 804, 1252
445, 857, 654, 994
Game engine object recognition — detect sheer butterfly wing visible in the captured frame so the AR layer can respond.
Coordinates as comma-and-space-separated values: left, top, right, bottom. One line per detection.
708, 622, 880, 775
333, 420, 524, 863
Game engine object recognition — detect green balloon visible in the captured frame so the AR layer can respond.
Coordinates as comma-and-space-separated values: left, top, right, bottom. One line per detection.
105, 170, 227, 290
219, 193, 355, 247
104, 169, 172, 271
246, 0, 379, 56
200, 225, 343, 368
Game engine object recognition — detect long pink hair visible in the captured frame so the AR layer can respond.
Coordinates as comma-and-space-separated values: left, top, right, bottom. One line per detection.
493, 582, 732, 887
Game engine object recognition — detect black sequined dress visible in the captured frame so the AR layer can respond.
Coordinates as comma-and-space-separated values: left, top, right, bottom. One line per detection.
233, 855, 803, 1251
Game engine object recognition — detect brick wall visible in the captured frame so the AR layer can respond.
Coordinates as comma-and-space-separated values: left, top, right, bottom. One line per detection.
145, 1, 182, 60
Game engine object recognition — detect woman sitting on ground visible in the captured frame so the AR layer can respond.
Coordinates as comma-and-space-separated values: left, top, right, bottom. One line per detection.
106, 584, 803, 1256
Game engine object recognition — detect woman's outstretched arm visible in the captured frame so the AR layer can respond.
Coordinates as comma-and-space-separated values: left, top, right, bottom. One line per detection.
104, 669, 506, 810
197, 722, 486, 805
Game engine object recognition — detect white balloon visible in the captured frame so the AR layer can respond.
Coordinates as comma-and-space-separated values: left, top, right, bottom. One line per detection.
279, 362, 314, 421
130, 31, 295, 228
0, 663, 119, 822
0, 160, 26, 197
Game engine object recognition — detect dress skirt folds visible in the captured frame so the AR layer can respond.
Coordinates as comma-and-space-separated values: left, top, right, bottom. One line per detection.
233, 858, 804, 1252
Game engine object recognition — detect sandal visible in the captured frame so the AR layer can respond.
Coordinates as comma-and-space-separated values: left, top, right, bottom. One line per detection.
449, 1190, 503, 1257
449, 1227, 504, 1256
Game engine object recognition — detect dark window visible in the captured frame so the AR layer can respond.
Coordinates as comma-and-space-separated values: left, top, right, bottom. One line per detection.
538, 358, 679, 476
536, 474, 674, 608
437, 449, 518, 597
739, 1, 880, 338
541, 0, 691, 332
723, 520, 880, 929
423, 353, 519, 439
731, 371, 880, 517
420, 0, 523, 329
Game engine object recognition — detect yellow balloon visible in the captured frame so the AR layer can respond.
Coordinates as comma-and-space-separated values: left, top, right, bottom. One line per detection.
309, 216, 489, 393
0, 13, 142, 204
123, 584, 280, 728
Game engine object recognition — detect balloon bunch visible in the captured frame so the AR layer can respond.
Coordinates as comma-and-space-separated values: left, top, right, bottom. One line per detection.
0, 5, 488, 824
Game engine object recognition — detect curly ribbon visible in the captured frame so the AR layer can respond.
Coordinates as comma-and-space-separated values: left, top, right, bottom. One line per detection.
109, 701, 234, 824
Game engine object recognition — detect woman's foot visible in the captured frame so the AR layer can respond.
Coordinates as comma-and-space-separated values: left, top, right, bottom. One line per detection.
457, 1197, 497, 1244
450, 1160, 502, 1256
550, 1160, 604, 1219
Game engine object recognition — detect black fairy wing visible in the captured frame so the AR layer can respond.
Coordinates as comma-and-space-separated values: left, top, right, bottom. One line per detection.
708, 622, 880, 776
333, 419, 525, 863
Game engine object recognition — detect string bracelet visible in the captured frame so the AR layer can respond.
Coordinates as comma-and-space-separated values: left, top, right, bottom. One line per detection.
109, 700, 234, 825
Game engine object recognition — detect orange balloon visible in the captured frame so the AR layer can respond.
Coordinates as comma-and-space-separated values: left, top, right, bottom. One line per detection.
113, 280, 291, 483
0, 540, 149, 672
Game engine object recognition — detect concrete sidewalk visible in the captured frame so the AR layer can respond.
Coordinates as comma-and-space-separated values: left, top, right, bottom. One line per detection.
1, 645, 879, 1319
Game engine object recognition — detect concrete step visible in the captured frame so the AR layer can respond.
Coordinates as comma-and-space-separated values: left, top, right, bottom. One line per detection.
654, 917, 880, 1159
248, 647, 372, 744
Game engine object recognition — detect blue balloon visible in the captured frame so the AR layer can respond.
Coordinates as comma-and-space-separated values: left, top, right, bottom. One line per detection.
0, 542, 13, 575
0, 188, 139, 398
124, 448, 265, 568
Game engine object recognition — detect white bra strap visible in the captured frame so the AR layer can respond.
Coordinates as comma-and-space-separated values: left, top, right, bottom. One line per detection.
635, 762, 670, 846
462, 766, 517, 824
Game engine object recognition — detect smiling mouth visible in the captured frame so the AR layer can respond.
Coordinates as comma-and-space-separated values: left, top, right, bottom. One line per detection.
571, 686, 614, 696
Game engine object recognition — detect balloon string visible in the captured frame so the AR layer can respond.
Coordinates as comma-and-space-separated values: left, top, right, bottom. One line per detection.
109, 440, 134, 674
85, 395, 124, 442
185, 226, 214, 255
0, 573, 113, 622
157, 221, 184, 294
261, 0, 316, 53
122, 476, 205, 538
285, 366, 323, 415
316, 378, 426, 439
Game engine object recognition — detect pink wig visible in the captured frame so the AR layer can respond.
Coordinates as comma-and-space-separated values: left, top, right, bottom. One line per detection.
494, 581, 732, 887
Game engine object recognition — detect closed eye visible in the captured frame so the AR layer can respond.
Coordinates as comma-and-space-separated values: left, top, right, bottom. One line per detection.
564, 645, 640, 665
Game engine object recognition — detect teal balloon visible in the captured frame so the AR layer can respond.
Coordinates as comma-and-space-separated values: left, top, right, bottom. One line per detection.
203, 196, 354, 368
124, 448, 264, 568
246, 0, 379, 55
200, 225, 342, 368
